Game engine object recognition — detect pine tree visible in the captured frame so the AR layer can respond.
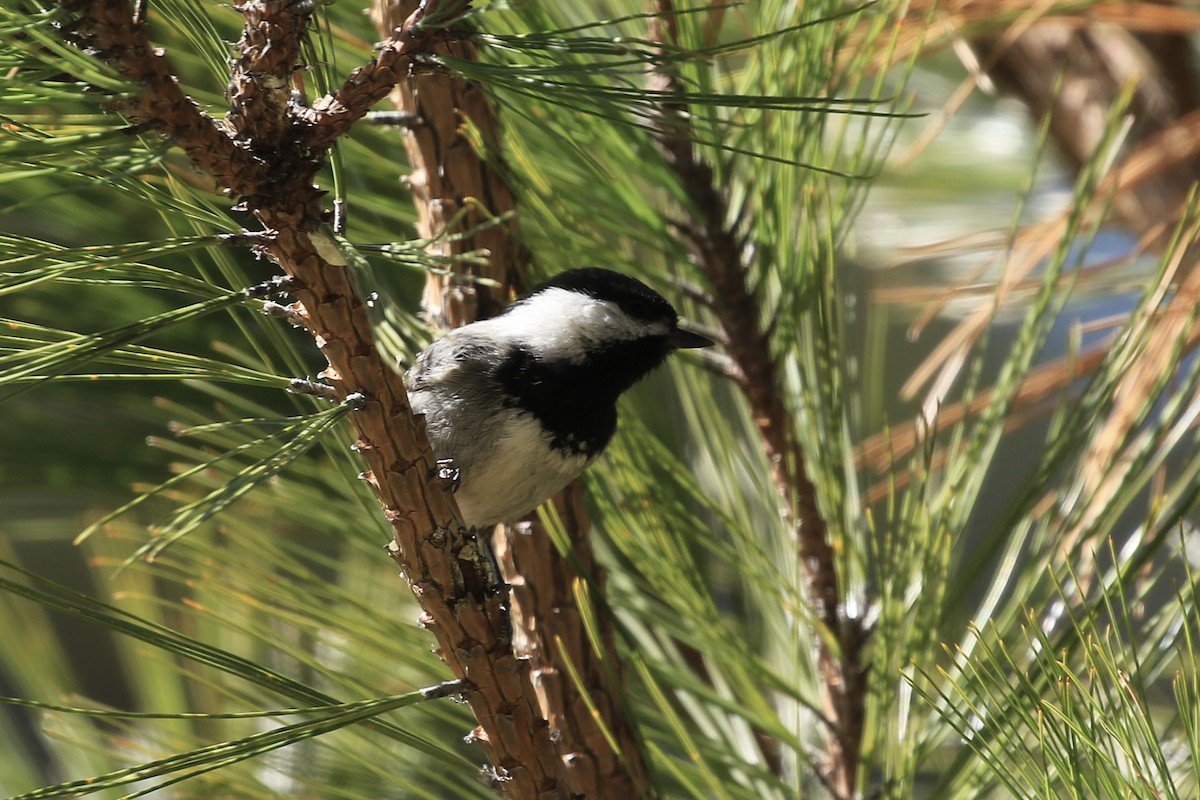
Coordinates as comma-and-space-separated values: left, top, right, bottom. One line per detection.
2, 2, 1199, 799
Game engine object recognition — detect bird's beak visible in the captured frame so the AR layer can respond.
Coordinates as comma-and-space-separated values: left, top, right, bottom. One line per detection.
669, 326, 715, 349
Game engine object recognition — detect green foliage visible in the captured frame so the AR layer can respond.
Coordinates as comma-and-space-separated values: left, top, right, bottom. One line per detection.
1, 1, 1198, 799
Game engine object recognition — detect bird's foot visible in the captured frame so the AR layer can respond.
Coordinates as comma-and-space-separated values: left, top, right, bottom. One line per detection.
433, 458, 461, 491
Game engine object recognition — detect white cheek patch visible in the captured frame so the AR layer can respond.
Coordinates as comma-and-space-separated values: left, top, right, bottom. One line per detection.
479, 288, 667, 361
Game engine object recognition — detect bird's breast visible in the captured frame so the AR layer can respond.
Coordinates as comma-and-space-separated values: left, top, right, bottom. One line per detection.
450, 411, 593, 528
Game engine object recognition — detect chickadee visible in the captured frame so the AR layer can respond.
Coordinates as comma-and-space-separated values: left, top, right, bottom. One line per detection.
407, 267, 713, 528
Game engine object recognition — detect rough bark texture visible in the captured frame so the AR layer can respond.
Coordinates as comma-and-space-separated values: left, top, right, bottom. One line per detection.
648, 4, 864, 797
59, 0, 271, 199
499, 491, 648, 798
370, 3, 654, 795
55, 1, 593, 797
370, 0, 518, 327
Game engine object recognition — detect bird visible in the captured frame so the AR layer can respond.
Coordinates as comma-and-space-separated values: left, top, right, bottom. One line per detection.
406, 267, 713, 528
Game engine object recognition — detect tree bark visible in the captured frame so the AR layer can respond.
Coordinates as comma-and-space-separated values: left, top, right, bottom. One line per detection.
370, 2, 654, 795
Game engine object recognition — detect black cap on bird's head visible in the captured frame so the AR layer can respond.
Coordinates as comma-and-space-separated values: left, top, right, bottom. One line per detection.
527, 267, 714, 352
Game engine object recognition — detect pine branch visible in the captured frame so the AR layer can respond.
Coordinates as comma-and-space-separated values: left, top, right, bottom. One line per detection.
57, 0, 271, 201
297, 1, 469, 157
646, 3, 865, 796
370, 2, 655, 796
51, 2, 571, 797
369, 0, 519, 326
503, 489, 653, 799
227, 1, 310, 153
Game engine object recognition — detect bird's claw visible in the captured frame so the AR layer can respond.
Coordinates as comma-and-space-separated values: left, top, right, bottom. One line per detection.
434, 458, 461, 491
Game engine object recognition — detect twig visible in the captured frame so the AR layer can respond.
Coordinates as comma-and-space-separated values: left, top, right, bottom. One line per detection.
647, 3, 866, 796
297, 3, 466, 154
57, 0, 270, 202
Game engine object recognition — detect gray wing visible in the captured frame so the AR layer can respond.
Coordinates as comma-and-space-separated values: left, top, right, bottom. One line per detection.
406, 333, 510, 467
407, 334, 501, 393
